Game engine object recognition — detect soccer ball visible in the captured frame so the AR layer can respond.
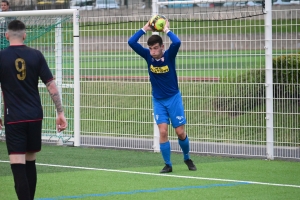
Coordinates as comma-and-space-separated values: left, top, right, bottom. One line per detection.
149, 14, 167, 32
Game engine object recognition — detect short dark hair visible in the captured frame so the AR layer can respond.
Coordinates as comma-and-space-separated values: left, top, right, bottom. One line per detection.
147, 35, 163, 46
1, 0, 9, 6
8, 20, 26, 31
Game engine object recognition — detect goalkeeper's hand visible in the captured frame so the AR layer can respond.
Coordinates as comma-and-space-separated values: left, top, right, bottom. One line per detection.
143, 21, 152, 32
163, 19, 170, 33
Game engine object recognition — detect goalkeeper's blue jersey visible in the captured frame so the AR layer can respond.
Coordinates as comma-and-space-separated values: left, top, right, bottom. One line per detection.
0, 45, 53, 124
128, 29, 181, 99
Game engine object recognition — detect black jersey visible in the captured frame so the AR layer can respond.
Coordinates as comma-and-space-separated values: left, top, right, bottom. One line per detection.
0, 45, 54, 124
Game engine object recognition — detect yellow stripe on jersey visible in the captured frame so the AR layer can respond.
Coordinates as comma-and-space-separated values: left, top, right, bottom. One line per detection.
150, 65, 169, 73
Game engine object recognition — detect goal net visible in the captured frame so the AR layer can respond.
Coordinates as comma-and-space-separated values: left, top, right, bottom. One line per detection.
0, 9, 79, 145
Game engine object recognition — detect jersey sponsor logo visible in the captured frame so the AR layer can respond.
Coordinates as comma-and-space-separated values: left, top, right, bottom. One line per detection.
150, 65, 169, 74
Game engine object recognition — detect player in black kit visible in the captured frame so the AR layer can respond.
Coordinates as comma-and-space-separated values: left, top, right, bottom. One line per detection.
0, 20, 67, 200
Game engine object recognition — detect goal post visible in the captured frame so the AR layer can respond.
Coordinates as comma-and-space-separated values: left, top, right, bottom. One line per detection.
0, 9, 80, 146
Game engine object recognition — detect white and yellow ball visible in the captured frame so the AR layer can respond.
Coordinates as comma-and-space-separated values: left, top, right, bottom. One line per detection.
149, 14, 167, 32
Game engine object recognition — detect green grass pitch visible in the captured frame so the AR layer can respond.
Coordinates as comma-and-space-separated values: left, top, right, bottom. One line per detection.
0, 142, 300, 200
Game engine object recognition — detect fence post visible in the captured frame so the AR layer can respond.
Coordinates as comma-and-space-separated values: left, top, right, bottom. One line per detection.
153, 113, 160, 152
73, 9, 81, 147
152, 0, 158, 15
264, 0, 274, 160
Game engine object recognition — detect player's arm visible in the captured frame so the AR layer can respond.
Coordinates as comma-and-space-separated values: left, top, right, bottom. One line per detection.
45, 80, 67, 132
164, 20, 181, 58
128, 22, 152, 59
38, 51, 67, 132
46, 80, 63, 113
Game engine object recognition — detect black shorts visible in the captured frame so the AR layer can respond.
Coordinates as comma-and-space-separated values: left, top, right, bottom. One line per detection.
5, 120, 42, 155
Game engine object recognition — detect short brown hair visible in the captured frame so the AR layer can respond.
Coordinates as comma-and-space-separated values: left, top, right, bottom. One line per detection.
1, 0, 9, 6
8, 20, 26, 31
147, 35, 163, 46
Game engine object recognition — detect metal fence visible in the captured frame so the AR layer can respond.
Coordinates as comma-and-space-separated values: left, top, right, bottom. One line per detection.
1, 2, 299, 160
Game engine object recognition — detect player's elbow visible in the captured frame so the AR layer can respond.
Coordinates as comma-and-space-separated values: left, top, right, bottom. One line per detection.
128, 39, 134, 47
174, 40, 181, 47
46, 80, 57, 91
171, 40, 181, 49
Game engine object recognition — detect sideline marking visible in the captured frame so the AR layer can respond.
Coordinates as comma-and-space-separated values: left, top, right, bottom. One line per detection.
1, 160, 300, 188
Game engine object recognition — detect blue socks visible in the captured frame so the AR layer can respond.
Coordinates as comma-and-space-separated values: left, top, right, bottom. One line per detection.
160, 141, 172, 166
160, 136, 190, 166
178, 135, 190, 161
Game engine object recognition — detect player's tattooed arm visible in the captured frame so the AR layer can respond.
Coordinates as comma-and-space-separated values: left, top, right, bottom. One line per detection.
46, 80, 64, 114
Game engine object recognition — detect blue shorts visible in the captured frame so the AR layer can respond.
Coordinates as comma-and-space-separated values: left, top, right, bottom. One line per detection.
152, 91, 186, 128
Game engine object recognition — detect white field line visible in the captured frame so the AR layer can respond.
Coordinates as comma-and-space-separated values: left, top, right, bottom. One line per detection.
1, 160, 299, 188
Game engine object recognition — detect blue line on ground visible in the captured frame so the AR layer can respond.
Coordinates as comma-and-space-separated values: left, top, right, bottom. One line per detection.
36, 182, 249, 200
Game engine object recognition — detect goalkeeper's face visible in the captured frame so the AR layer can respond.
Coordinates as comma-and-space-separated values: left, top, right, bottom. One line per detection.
149, 43, 164, 59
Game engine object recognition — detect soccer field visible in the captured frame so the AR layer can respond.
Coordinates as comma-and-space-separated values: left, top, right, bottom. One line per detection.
0, 142, 300, 200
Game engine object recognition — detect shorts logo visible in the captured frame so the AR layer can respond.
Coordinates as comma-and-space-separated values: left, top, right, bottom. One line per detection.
176, 116, 184, 124
176, 116, 184, 120
156, 115, 159, 120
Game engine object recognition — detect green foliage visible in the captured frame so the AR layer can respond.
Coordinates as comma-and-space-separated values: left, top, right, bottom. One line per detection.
273, 54, 300, 98
215, 53, 300, 115
214, 70, 265, 116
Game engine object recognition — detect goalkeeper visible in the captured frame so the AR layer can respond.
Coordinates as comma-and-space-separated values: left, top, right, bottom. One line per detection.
128, 19, 197, 173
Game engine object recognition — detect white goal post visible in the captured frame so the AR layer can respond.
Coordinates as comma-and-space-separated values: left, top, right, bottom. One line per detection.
0, 9, 80, 146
